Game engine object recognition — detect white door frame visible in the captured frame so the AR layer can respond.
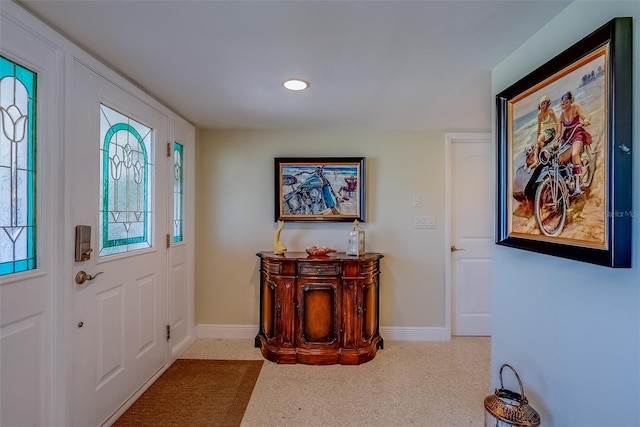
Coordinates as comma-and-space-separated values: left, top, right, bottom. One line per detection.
1, 3, 195, 425
444, 132, 492, 339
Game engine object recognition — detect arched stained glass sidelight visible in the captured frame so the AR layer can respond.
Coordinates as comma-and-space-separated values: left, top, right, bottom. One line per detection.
173, 142, 183, 243
99, 104, 153, 256
0, 56, 37, 276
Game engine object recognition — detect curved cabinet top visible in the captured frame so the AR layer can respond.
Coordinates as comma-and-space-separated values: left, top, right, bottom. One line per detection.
257, 251, 383, 262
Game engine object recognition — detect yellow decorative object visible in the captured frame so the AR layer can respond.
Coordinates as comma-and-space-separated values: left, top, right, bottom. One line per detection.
273, 220, 287, 255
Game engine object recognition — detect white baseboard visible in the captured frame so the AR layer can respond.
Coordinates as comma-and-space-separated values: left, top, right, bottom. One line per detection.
171, 335, 196, 359
380, 326, 449, 341
100, 362, 170, 426
196, 324, 450, 341
196, 324, 258, 339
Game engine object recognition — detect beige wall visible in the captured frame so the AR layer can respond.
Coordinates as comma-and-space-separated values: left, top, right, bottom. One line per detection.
195, 129, 459, 329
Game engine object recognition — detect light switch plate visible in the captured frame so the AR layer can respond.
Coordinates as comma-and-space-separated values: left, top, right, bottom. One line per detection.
425, 216, 436, 228
414, 216, 436, 229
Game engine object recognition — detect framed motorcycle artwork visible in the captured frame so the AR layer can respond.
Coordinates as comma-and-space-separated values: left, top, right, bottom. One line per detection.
495, 17, 632, 268
275, 157, 365, 222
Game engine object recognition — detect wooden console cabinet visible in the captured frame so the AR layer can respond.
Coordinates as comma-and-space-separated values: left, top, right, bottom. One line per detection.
255, 252, 384, 365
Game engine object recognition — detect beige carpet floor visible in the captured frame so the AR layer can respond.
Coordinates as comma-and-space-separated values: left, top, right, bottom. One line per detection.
181, 337, 490, 426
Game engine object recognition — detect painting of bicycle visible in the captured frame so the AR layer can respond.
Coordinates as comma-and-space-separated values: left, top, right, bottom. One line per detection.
496, 17, 632, 268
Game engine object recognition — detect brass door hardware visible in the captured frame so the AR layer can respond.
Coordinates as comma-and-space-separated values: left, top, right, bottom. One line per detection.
75, 270, 103, 285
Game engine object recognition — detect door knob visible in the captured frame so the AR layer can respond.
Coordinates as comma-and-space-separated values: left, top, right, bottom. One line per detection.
75, 270, 103, 285
450, 245, 465, 253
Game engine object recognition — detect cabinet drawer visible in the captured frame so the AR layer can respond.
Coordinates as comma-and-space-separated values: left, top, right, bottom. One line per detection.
298, 263, 341, 276
262, 259, 281, 275
359, 261, 379, 276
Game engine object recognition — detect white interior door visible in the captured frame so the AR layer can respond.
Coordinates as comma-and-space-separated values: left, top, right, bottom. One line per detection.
70, 58, 169, 426
448, 133, 493, 336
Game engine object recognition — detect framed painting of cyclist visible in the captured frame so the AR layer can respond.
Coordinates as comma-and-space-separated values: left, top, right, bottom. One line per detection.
496, 17, 632, 268
275, 157, 366, 222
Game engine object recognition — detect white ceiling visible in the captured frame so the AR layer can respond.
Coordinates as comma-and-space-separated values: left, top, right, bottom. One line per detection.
18, 0, 571, 130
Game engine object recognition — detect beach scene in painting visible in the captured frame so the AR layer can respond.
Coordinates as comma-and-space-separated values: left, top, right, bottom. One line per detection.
280, 164, 360, 217
509, 48, 607, 247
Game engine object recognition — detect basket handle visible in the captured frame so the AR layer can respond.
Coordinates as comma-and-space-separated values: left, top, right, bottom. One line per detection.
499, 363, 527, 400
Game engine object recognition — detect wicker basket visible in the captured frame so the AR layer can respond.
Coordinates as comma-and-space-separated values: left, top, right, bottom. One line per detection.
484, 364, 540, 426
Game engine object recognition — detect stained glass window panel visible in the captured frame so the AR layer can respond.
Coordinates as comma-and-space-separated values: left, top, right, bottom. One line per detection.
0, 56, 36, 276
99, 104, 153, 256
173, 142, 183, 243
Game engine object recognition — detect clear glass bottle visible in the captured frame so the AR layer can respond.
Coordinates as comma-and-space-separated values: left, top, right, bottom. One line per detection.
347, 220, 365, 256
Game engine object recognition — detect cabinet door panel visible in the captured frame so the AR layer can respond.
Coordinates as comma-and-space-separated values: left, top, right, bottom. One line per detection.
261, 278, 277, 339
361, 280, 377, 341
298, 281, 338, 345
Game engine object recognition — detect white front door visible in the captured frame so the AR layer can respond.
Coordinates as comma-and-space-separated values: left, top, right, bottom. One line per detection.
0, 16, 60, 426
167, 129, 194, 359
70, 58, 169, 426
447, 133, 493, 336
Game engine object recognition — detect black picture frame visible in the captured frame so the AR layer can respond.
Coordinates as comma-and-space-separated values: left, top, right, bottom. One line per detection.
275, 157, 365, 222
496, 17, 632, 268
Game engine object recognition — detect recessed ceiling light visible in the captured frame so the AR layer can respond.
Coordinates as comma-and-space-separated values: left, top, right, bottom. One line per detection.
283, 79, 309, 91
